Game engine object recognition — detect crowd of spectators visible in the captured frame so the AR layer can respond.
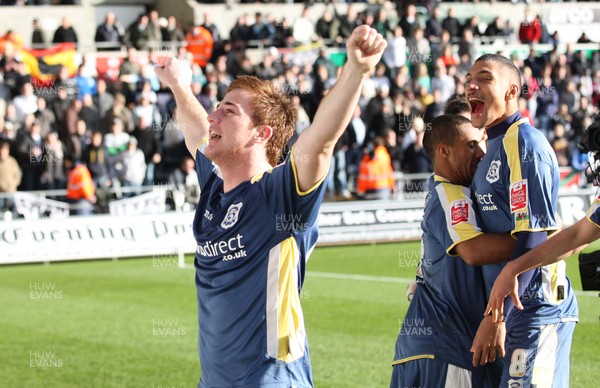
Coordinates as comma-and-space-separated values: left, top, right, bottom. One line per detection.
0, 2, 599, 216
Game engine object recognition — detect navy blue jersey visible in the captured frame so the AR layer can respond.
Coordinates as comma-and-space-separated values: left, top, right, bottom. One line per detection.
393, 176, 488, 373
470, 112, 578, 329
586, 195, 600, 226
192, 143, 326, 387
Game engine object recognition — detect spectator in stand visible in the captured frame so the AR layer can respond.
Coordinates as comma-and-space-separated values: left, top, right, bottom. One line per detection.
373, 7, 393, 38
133, 93, 160, 131
119, 46, 141, 102
166, 155, 198, 207
161, 15, 185, 44
384, 128, 402, 172
62, 98, 81, 140
536, 65, 559, 135
550, 122, 571, 167
442, 8, 461, 39
76, 64, 97, 99
202, 11, 222, 52
424, 89, 445, 125
34, 97, 55, 138
52, 16, 78, 45
95, 11, 124, 51
356, 137, 395, 200
84, 130, 111, 189
462, 15, 482, 38
577, 32, 592, 44
383, 25, 407, 79
146, 10, 162, 50
31, 18, 46, 47
65, 153, 95, 215
66, 118, 89, 163
196, 82, 218, 114
425, 7, 443, 44
41, 131, 66, 190
125, 13, 150, 51
104, 117, 130, 155
484, 17, 505, 39
0, 138, 21, 212
402, 122, 431, 193
132, 115, 161, 186
79, 93, 100, 134
293, 6, 315, 46
103, 93, 134, 134
118, 137, 145, 197
12, 82, 37, 122
14, 119, 44, 191
315, 8, 339, 43
229, 14, 250, 48
431, 60, 456, 104
518, 97, 533, 124
93, 79, 114, 121
249, 12, 275, 47
519, 8, 541, 44
572, 96, 596, 141
399, 3, 418, 40
336, 4, 359, 42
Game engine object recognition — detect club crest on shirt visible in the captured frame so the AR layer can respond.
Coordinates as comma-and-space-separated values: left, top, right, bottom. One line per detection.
450, 199, 469, 226
510, 180, 528, 213
486, 160, 501, 183
221, 202, 243, 229
508, 379, 523, 388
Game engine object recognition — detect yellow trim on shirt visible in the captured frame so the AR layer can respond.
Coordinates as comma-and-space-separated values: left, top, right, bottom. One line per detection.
195, 138, 209, 152
503, 118, 531, 234
392, 354, 436, 366
290, 145, 329, 196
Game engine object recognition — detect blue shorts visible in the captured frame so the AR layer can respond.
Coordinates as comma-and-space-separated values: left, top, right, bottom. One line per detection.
390, 357, 487, 388
502, 321, 576, 387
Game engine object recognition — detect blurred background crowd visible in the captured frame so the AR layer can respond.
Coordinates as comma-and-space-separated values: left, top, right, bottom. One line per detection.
0, 0, 598, 216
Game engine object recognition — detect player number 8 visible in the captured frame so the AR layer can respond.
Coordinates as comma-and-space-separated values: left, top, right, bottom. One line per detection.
509, 348, 528, 377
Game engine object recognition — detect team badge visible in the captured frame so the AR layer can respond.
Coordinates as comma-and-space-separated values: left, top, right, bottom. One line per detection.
450, 199, 469, 226
221, 202, 243, 229
508, 380, 523, 388
486, 160, 501, 183
510, 180, 528, 213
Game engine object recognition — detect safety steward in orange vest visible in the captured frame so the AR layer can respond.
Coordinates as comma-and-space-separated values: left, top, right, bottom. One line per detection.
65, 155, 96, 215
356, 138, 396, 200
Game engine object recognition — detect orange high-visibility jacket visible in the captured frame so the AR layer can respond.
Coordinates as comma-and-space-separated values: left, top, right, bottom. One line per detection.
356, 146, 395, 195
66, 164, 95, 200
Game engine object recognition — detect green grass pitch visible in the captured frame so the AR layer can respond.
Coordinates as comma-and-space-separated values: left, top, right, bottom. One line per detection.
1, 242, 599, 387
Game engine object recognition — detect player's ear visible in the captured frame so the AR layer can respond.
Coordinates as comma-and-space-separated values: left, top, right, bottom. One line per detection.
256, 125, 273, 142
437, 143, 450, 159
505, 83, 519, 101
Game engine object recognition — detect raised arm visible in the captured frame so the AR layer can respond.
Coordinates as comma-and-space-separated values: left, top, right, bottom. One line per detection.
154, 58, 209, 158
485, 216, 600, 322
293, 26, 386, 192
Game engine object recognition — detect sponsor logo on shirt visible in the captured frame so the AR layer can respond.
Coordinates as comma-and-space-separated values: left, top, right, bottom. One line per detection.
196, 233, 247, 261
510, 180, 528, 213
204, 209, 213, 220
475, 192, 498, 211
486, 160, 501, 183
450, 199, 469, 225
221, 202, 243, 229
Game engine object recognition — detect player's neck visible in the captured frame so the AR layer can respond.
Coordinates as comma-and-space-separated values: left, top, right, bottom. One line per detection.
219, 158, 273, 193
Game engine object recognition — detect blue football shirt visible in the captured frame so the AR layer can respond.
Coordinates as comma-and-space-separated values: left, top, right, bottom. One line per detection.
470, 112, 578, 328
192, 143, 326, 387
393, 175, 488, 373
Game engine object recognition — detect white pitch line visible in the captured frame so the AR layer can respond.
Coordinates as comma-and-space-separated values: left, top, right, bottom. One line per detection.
306, 271, 600, 298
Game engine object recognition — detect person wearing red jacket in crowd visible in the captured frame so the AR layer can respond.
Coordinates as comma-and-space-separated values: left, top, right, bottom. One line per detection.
65, 154, 96, 215
518, 8, 541, 44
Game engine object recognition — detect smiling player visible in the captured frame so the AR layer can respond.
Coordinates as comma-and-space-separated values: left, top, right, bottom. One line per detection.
466, 54, 578, 387
155, 26, 386, 387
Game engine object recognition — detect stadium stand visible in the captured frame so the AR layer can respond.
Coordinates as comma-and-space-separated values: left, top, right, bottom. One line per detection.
0, 0, 598, 219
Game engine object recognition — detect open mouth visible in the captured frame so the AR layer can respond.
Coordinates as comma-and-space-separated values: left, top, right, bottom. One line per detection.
468, 97, 485, 118
210, 131, 222, 140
